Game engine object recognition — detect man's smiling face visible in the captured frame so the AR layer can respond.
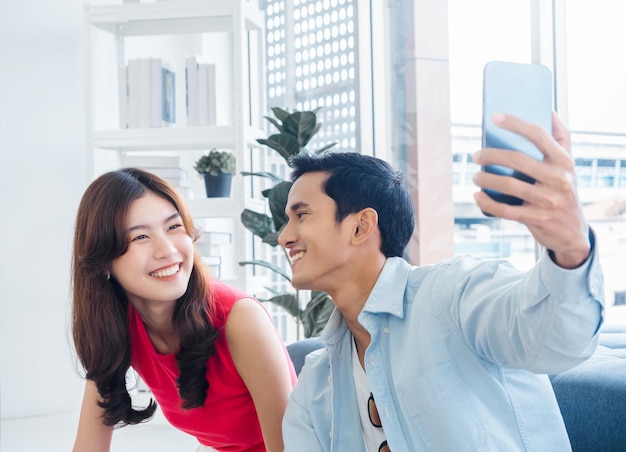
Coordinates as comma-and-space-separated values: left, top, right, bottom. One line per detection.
278, 171, 357, 292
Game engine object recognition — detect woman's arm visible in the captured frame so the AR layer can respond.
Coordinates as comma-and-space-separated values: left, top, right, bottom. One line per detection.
73, 379, 114, 452
226, 298, 296, 452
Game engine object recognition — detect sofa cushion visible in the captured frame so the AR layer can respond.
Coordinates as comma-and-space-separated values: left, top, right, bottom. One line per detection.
550, 329, 626, 452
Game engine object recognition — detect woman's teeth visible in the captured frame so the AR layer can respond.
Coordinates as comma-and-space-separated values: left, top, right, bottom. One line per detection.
150, 264, 180, 277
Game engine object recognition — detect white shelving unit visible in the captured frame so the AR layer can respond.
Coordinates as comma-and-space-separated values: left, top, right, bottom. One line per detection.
83, 0, 268, 292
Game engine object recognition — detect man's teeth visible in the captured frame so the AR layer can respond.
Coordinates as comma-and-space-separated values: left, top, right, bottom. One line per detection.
292, 251, 304, 263
150, 264, 179, 277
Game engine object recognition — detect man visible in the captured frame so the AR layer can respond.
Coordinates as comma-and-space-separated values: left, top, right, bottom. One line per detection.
279, 113, 604, 451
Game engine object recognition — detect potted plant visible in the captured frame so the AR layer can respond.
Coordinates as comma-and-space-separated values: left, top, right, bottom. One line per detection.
239, 107, 337, 338
194, 149, 236, 197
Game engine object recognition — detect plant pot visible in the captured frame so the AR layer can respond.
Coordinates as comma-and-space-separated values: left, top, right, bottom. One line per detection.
203, 173, 232, 198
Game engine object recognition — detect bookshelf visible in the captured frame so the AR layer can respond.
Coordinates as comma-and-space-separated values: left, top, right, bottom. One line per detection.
83, 0, 268, 292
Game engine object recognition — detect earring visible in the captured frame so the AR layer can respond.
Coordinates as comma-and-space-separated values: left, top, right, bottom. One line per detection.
106, 273, 111, 280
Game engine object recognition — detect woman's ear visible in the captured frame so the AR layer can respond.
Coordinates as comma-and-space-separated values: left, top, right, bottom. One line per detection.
351, 208, 378, 244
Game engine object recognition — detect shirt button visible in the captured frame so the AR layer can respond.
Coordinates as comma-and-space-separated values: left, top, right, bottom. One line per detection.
328, 375, 332, 383
383, 327, 390, 334
370, 356, 375, 364
329, 431, 333, 439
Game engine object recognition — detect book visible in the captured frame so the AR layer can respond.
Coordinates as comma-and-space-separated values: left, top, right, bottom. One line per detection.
139, 58, 152, 128
118, 64, 128, 128
197, 62, 217, 126
206, 63, 217, 126
185, 56, 200, 126
198, 62, 209, 126
127, 59, 142, 128
162, 62, 176, 125
150, 58, 163, 128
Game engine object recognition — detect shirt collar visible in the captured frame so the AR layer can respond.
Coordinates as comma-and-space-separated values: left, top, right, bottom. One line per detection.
320, 257, 412, 344
362, 256, 411, 318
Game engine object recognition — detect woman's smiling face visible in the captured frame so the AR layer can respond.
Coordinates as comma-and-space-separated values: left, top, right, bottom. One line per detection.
110, 191, 194, 309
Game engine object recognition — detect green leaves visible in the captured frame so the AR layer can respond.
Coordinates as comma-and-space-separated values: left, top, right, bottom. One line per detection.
240, 106, 337, 338
238, 260, 292, 282
240, 171, 284, 184
256, 290, 335, 339
240, 209, 275, 241
257, 108, 337, 164
266, 181, 292, 232
283, 111, 318, 148
257, 134, 301, 164
194, 149, 236, 176
302, 291, 335, 338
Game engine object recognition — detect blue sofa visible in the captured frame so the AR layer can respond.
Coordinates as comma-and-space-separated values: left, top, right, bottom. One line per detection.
287, 326, 626, 452
550, 325, 626, 452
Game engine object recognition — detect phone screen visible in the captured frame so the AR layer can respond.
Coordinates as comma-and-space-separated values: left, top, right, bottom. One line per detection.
481, 61, 553, 207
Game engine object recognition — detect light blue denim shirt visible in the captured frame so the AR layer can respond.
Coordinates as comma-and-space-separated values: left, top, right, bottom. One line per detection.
283, 250, 604, 451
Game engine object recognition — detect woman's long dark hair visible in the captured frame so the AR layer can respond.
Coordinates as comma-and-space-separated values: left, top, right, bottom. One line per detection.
72, 168, 219, 426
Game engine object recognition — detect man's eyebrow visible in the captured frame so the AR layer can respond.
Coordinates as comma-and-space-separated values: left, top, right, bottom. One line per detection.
128, 212, 181, 232
288, 201, 309, 212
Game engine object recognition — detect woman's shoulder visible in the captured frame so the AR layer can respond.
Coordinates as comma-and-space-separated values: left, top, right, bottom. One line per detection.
208, 278, 257, 325
210, 278, 252, 303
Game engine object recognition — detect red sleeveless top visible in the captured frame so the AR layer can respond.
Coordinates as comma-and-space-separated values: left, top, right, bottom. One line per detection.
129, 280, 296, 451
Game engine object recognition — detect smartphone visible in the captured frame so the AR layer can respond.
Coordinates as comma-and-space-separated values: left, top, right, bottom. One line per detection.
481, 60, 553, 208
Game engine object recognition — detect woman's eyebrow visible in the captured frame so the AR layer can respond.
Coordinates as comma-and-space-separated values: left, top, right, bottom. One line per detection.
128, 212, 181, 232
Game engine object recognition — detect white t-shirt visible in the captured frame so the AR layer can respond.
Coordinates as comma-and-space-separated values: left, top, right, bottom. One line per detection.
352, 337, 388, 452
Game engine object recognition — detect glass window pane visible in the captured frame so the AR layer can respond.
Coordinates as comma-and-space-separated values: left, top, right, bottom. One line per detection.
448, 0, 536, 270
264, 0, 357, 153
566, 1, 626, 325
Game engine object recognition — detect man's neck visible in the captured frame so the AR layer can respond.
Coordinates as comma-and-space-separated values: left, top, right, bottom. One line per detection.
346, 318, 371, 371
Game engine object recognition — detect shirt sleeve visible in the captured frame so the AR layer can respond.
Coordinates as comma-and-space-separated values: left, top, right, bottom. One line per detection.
446, 230, 604, 374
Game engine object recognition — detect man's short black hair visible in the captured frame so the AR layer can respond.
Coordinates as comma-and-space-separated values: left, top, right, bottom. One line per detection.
290, 152, 414, 257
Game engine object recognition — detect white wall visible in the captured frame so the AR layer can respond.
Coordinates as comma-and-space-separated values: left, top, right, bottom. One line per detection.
1, 0, 86, 418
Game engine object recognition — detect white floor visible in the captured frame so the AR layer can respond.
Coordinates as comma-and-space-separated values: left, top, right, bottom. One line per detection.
1, 406, 200, 452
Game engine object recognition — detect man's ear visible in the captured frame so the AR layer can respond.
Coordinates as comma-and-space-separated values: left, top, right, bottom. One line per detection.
351, 208, 378, 244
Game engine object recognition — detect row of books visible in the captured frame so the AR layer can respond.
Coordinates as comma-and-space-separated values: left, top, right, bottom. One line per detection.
185, 56, 217, 127
119, 58, 176, 129
119, 57, 218, 129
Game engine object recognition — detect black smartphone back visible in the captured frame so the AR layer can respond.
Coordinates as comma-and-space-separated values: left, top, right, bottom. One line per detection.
481, 61, 553, 207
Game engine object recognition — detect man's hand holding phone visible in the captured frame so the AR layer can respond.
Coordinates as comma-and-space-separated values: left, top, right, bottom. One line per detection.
473, 112, 590, 269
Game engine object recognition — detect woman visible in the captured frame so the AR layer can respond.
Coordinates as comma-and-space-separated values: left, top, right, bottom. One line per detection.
72, 168, 296, 452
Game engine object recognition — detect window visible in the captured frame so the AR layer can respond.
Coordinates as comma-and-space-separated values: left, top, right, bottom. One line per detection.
262, 0, 625, 334
566, 0, 626, 325
265, 0, 357, 151
448, 0, 537, 270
